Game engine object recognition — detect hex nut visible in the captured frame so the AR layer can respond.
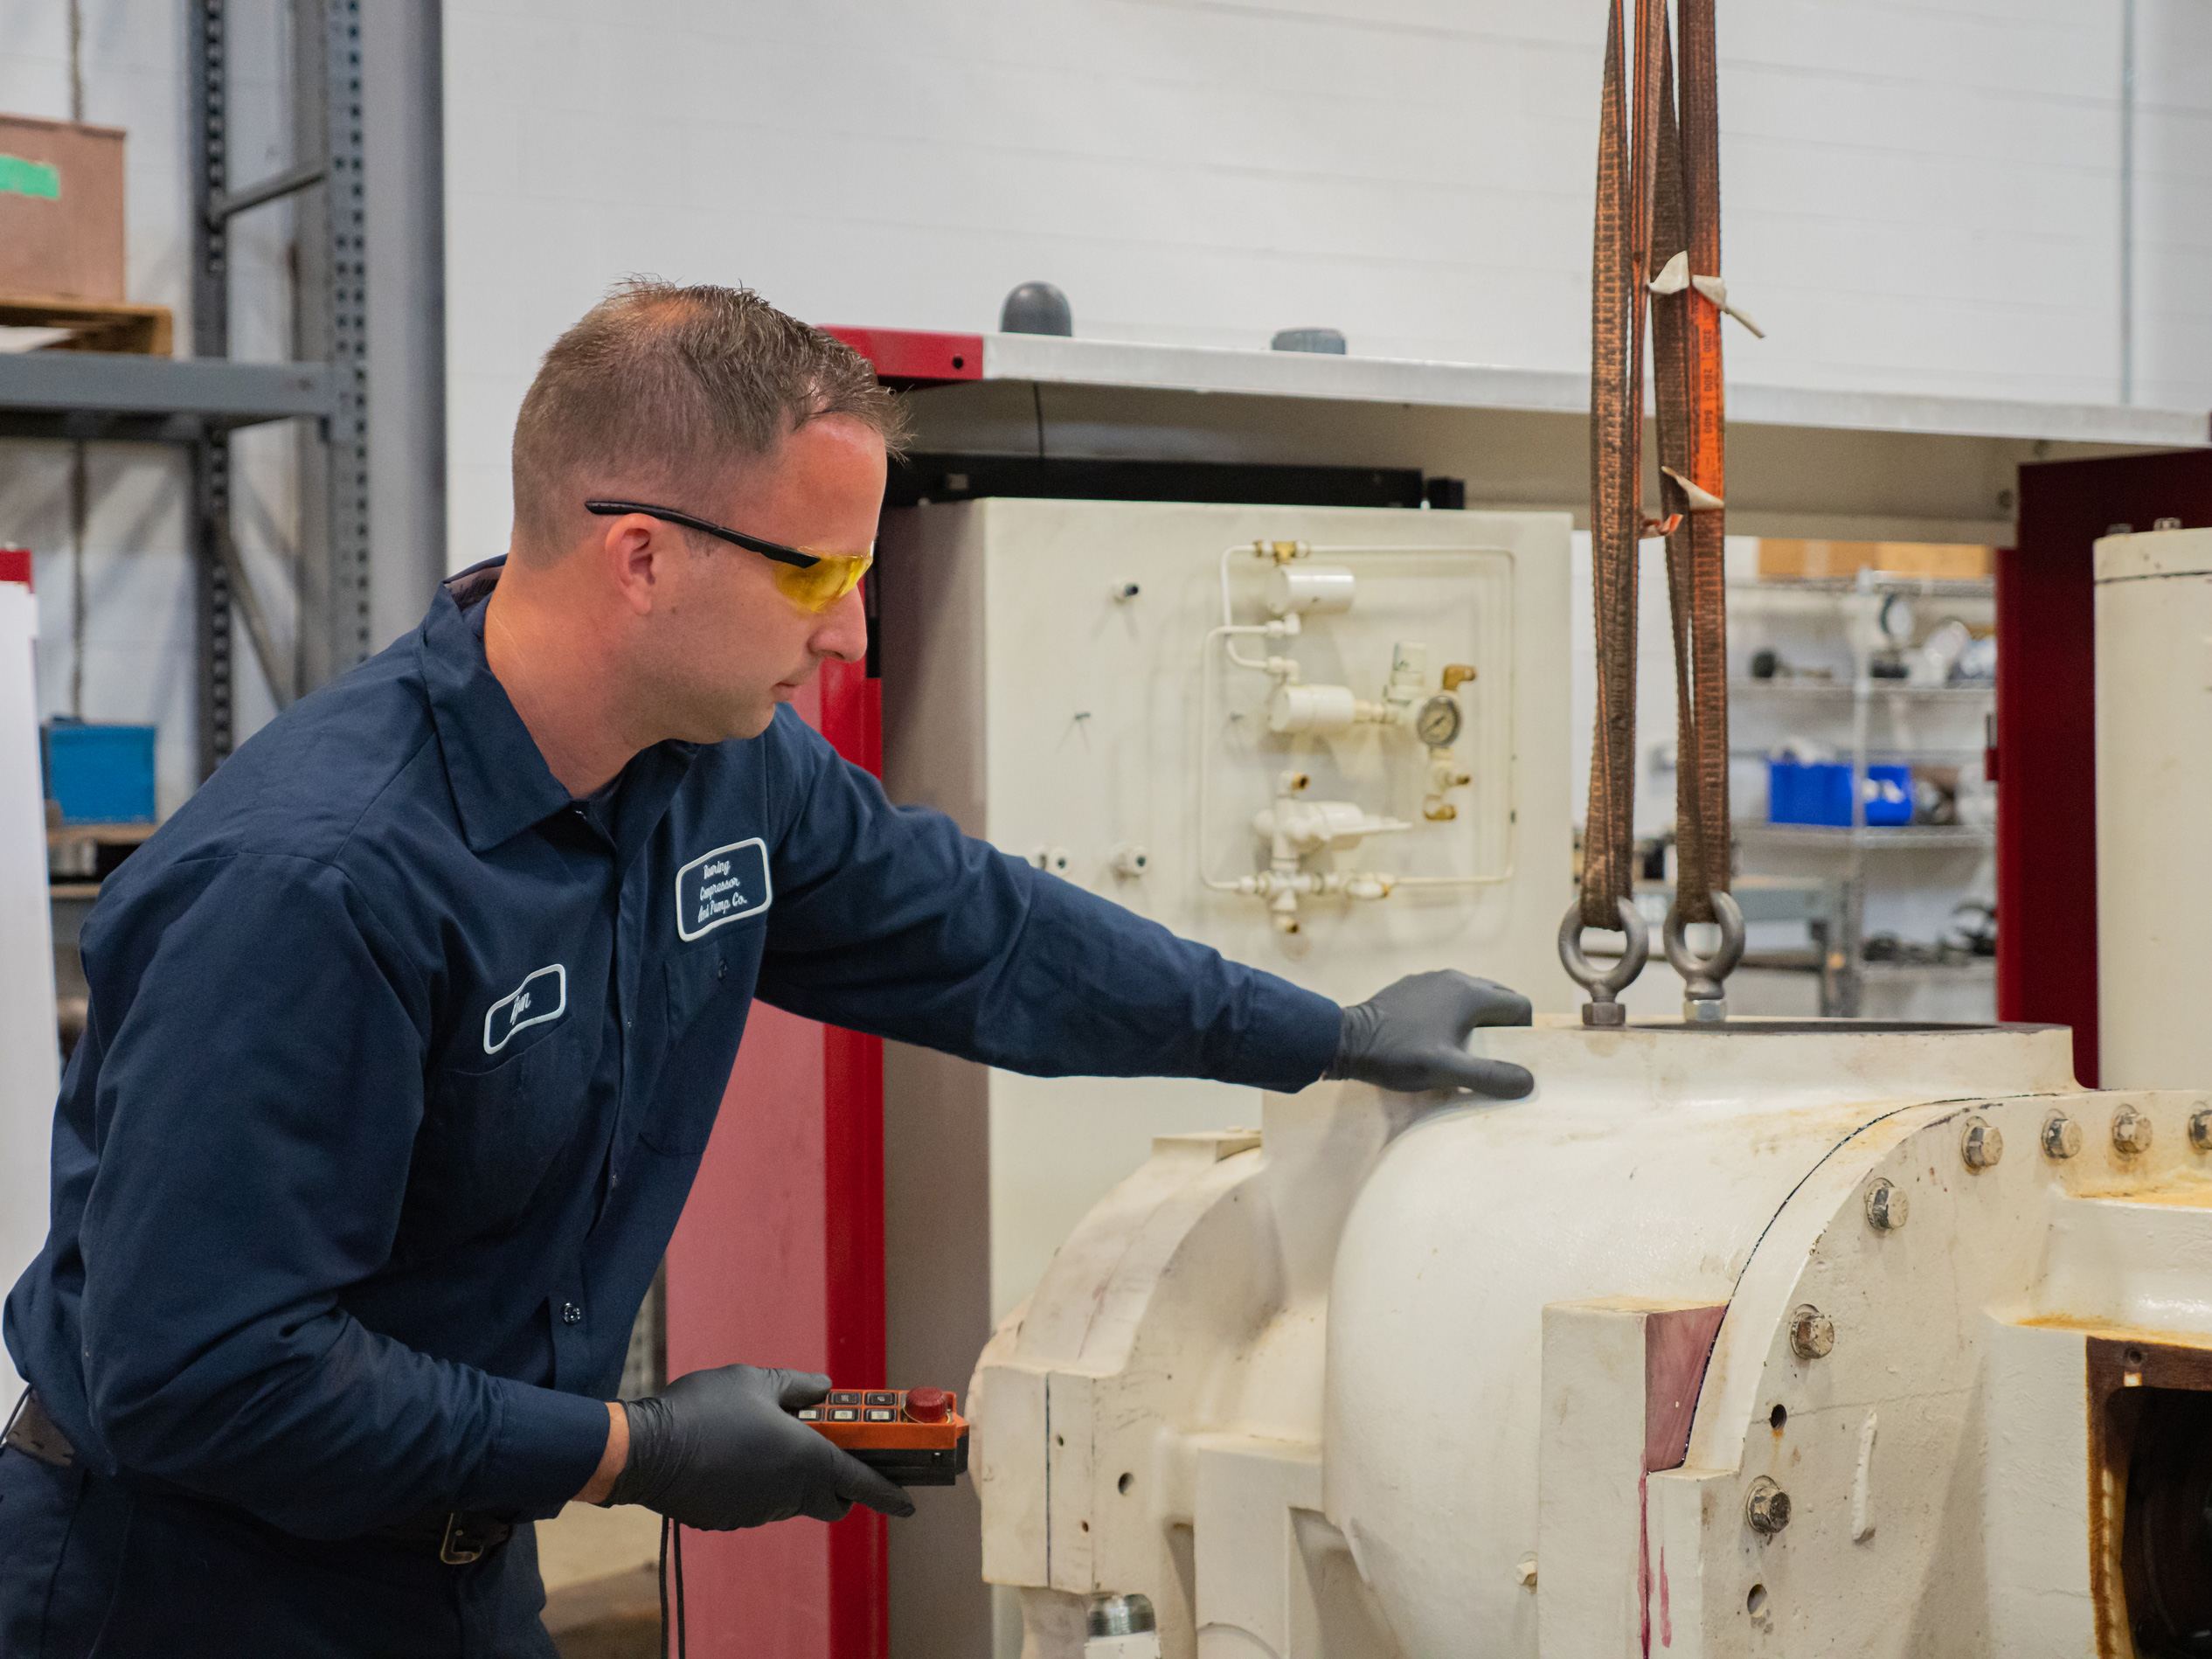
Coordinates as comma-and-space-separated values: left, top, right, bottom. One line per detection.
2042, 1114, 2083, 1161
1960, 1117, 2004, 1171
1745, 1476, 1792, 1536
1789, 1305, 1835, 1361
2191, 1105, 2212, 1153
2113, 1104, 2154, 1156
1864, 1178, 1909, 1232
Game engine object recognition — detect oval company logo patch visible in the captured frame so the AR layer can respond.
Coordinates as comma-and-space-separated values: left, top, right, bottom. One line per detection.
676, 838, 773, 941
484, 964, 567, 1055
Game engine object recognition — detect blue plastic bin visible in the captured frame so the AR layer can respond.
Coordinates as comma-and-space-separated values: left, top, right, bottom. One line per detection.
1767, 760, 1910, 828
43, 720, 158, 823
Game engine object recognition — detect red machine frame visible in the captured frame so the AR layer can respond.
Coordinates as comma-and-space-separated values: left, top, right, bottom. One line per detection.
664, 656, 889, 1659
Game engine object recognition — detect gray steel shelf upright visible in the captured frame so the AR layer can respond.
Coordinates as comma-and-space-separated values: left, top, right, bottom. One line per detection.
189, 0, 370, 774
0, 1, 366, 781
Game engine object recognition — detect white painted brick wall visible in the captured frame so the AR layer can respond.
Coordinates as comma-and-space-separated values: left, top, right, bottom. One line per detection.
443, 0, 2202, 560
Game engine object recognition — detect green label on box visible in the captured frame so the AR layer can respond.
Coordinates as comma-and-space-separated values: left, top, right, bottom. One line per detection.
0, 154, 62, 199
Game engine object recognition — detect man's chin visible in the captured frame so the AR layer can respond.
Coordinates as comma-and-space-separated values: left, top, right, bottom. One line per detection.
671, 701, 776, 746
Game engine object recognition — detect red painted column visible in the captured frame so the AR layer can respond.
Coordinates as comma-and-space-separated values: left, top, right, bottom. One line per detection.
665, 656, 888, 1658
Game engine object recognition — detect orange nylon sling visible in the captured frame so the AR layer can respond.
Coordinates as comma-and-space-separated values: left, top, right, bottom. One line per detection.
1564, 0, 1743, 1021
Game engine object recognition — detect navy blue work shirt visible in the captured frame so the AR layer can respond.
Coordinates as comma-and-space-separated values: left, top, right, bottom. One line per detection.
3, 559, 1341, 1539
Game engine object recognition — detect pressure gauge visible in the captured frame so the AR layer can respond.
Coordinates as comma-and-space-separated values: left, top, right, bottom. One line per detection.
1877, 592, 1917, 647
1414, 694, 1464, 747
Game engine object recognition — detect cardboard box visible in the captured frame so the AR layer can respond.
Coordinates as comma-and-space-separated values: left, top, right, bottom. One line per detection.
0, 114, 126, 302
1757, 539, 1991, 582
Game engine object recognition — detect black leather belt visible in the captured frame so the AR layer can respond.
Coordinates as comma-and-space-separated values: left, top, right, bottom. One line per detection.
6, 1391, 512, 1565
3, 1390, 73, 1467
370, 1508, 517, 1565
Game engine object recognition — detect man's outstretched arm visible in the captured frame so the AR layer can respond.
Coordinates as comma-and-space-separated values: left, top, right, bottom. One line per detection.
753, 717, 1532, 1097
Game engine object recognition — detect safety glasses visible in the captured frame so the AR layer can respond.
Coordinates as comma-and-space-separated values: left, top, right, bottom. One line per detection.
584, 499, 873, 614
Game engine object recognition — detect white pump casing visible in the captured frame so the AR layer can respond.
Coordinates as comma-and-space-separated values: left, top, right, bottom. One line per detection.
974, 1017, 2212, 1657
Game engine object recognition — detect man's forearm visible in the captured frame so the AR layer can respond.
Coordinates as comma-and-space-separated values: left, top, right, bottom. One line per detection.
576, 1400, 628, 1504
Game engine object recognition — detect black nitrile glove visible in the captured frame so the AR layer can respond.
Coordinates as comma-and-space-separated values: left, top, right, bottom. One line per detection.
1325, 969, 1536, 1098
604, 1364, 914, 1530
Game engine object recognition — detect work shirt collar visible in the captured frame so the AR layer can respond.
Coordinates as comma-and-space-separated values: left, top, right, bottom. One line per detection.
421, 556, 696, 858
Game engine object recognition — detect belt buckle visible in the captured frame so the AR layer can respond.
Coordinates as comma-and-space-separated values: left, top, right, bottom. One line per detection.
440, 1512, 491, 1565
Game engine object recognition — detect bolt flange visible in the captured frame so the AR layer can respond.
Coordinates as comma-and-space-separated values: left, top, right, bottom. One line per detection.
1864, 1178, 1909, 1233
2042, 1114, 2083, 1160
2191, 1104, 2212, 1153
1789, 1305, 1835, 1361
1960, 1117, 2004, 1171
2113, 1104, 2154, 1156
1745, 1476, 1792, 1535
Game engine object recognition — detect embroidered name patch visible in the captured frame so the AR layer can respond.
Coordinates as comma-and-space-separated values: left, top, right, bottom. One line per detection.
484, 963, 566, 1054
676, 838, 773, 941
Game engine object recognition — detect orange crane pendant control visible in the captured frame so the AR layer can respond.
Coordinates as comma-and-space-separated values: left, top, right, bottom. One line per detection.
797, 1388, 970, 1486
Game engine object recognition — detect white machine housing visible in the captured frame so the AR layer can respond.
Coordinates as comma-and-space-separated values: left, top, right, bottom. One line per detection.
974, 1016, 2212, 1657
880, 497, 1573, 1325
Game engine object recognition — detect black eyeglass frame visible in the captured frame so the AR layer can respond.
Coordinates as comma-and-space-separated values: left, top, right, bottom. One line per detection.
584, 499, 826, 571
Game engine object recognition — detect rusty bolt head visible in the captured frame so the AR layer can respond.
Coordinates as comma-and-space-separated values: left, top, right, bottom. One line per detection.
2113, 1105, 2154, 1156
2191, 1106, 2212, 1153
1864, 1178, 1909, 1233
1789, 1305, 1835, 1361
1960, 1117, 2004, 1171
2042, 1114, 2083, 1160
1745, 1476, 1792, 1536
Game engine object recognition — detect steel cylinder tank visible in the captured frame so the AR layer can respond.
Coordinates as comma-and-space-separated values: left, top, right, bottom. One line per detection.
974, 1017, 2212, 1658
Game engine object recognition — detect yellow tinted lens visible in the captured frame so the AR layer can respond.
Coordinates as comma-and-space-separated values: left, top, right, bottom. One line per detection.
772, 547, 873, 613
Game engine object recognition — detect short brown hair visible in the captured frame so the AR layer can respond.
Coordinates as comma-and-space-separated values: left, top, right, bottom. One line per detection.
510, 278, 908, 555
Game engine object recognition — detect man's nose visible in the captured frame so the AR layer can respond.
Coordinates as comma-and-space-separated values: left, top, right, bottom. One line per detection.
811, 582, 869, 663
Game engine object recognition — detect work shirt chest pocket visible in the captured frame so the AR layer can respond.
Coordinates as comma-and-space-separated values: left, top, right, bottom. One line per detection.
401, 1023, 597, 1255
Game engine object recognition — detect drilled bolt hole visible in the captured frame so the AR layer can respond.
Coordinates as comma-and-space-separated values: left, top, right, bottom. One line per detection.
1770, 1403, 1787, 1431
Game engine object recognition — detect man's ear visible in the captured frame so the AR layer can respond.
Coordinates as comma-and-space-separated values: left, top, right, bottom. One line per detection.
600, 513, 667, 617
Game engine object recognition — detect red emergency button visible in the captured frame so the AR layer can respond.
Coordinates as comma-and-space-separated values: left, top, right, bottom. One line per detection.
905, 1387, 951, 1423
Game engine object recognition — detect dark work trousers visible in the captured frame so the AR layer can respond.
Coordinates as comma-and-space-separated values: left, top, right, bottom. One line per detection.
0, 1445, 557, 1658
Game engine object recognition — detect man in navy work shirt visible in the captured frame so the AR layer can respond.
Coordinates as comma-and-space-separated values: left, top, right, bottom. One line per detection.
0, 281, 1536, 1656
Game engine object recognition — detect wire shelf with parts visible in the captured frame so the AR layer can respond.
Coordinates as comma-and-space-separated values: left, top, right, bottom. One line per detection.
1728, 561, 1998, 1019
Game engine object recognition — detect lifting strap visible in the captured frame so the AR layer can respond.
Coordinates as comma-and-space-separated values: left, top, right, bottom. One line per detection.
1580, 0, 1732, 934
1578, 0, 1647, 933
1651, 0, 1731, 924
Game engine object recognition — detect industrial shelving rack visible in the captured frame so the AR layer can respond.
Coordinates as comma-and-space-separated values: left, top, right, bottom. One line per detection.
0, 0, 369, 780
1730, 571, 1998, 1017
